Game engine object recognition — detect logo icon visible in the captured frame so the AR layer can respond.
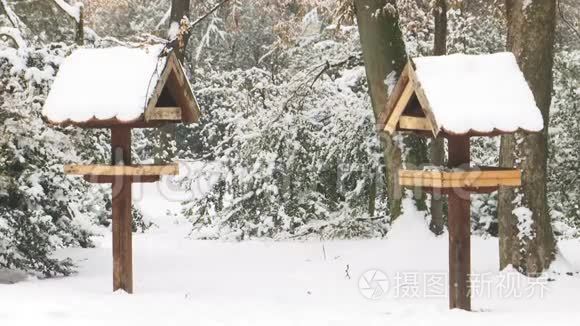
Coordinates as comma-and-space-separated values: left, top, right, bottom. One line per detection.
358, 269, 389, 300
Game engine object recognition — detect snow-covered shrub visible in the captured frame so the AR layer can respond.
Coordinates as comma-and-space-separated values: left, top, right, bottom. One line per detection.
180, 29, 389, 239
548, 50, 580, 234
0, 44, 106, 276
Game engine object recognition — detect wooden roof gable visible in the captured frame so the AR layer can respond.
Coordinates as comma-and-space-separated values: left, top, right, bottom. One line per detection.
378, 53, 544, 137
143, 52, 201, 125
42, 45, 201, 128
379, 61, 440, 137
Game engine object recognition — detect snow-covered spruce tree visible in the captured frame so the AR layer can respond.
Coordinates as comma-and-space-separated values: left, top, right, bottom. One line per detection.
0, 44, 107, 276
180, 27, 389, 239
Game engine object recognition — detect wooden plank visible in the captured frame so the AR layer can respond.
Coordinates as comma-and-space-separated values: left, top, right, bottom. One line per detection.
166, 65, 198, 123
446, 177, 521, 188
111, 127, 133, 294
399, 169, 443, 179
444, 169, 520, 180
378, 63, 410, 129
384, 81, 415, 134
144, 106, 182, 121
447, 136, 471, 311
400, 177, 521, 188
398, 116, 432, 131
398, 167, 521, 179
64, 164, 179, 176
399, 176, 443, 188
83, 175, 160, 183
422, 186, 500, 195
169, 54, 201, 123
144, 56, 174, 120
399, 168, 521, 188
406, 61, 440, 136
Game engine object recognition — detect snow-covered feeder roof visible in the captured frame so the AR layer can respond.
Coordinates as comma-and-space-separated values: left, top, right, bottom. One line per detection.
43, 45, 200, 128
379, 52, 544, 137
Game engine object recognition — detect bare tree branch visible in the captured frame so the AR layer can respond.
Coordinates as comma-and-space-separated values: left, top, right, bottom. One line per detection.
1, 0, 26, 35
52, 0, 81, 22
557, 0, 580, 42
51, 0, 84, 45
188, 0, 231, 32
0, 26, 26, 48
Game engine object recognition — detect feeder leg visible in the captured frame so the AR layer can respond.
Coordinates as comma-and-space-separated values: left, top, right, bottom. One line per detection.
448, 192, 471, 310
447, 136, 471, 311
111, 127, 133, 293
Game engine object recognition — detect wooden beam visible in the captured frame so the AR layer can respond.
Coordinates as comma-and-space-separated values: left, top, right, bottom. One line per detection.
168, 53, 201, 123
144, 106, 182, 121
422, 186, 500, 194
406, 61, 440, 136
64, 164, 179, 176
398, 116, 432, 131
46, 118, 170, 129
447, 136, 471, 311
83, 175, 160, 184
111, 127, 133, 294
384, 81, 415, 134
399, 177, 521, 188
378, 63, 410, 129
144, 57, 174, 120
398, 168, 521, 188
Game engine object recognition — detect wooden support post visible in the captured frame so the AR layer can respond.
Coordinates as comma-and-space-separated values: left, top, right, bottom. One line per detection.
111, 127, 133, 293
447, 136, 471, 311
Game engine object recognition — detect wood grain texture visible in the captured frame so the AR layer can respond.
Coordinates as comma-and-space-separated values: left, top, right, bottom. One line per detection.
384, 81, 414, 134
83, 175, 160, 183
447, 136, 471, 311
406, 62, 440, 136
398, 116, 432, 131
145, 106, 182, 121
111, 127, 133, 294
398, 168, 521, 189
64, 163, 179, 176
378, 63, 409, 129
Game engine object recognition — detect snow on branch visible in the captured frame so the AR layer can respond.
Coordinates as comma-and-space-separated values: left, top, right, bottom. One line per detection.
1, 0, 26, 31
156, 6, 171, 30
53, 0, 82, 23
0, 27, 26, 48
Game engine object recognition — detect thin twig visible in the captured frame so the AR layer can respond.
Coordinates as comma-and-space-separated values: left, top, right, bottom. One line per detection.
557, 0, 580, 42
188, 0, 232, 32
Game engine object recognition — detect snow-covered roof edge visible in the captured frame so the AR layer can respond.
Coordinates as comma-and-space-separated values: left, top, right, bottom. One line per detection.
379, 52, 544, 137
42, 45, 200, 127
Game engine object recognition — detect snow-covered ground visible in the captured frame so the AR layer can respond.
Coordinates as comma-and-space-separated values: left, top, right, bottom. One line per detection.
1, 179, 579, 325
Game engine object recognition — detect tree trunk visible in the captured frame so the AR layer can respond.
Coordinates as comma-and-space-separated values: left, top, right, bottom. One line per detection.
75, 5, 84, 46
169, 0, 191, 61
498, 0, 557, 275
354, 0, 408, 218
429, 0, 447, 235
155, 0, 190, 164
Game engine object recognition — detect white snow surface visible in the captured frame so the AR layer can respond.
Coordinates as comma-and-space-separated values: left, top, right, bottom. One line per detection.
42, 45, 166, 123
413, 52, 544, 134
1, 169, 579, 325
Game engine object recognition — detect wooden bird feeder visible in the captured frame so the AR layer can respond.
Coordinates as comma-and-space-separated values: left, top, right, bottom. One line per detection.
378, 52, 544, 310
42, 45, 201, 293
